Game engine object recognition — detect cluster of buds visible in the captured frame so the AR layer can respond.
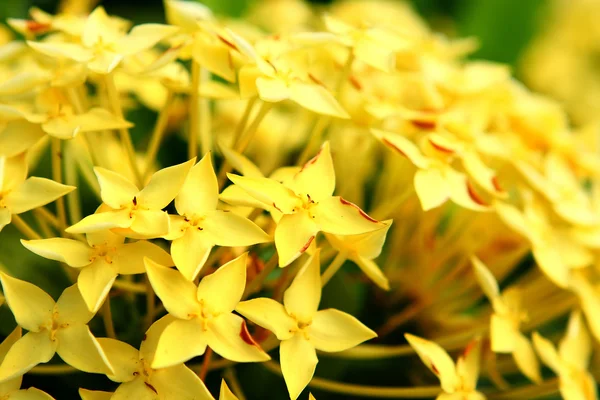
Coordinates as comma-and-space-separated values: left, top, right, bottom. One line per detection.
0, 0, 598, 399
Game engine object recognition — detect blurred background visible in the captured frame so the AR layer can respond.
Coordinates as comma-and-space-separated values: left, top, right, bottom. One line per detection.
0, 0, 594, 398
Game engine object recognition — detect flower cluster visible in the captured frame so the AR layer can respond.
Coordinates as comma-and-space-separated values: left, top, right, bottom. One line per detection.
0, 0, 598, 399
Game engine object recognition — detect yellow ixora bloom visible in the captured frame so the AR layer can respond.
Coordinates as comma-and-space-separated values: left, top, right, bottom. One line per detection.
0, 153, 75, 232
98, 315, 213, 400
78, 378, 244, 400
66, 159, 195, 238
236, 36, 350, 119
533, 311, 598, 400
372, 129, 492, 212
405, 334, 485, 400
324, 221, 392, 290
236, 251, 377, 400
226, 141, 385, 267
0, 275, 113, 381
21, 229, 173, 312
27, 7, 178, 75
145, 253, 270, 369
0, 327, 55, 399
472, 256, 540, 383
165, 154, 270, 281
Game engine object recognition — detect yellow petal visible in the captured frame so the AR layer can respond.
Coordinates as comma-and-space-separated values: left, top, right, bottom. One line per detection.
79, 389, 113, 400
531, 243, 570, 289
219, 145, 264, 178
455, 338, 481, 392
289, 82, 349, 119
5, 178, 75, 215
55, 324, 113, 375
81, 7, 118, 47
87, 52, 123, 75
96, 338, 139, 382
116, 240, 173, 275
21, 238, 92, 268
202, 210, 270, 247
274, 212, 318, 268
27, 41, 93, 62
55, 284, 94, 325
93, 167, 139, 209
461, 151, 505, 197
175, 154, 218, 217
490, 314, 519, 353
256, 77, 290, 102
11, 387, 56, 399
164, 0, 213, 31
414, 168, 449, 211
0, 120, 45, 158
151, 319, 207, 369
111, 379, 155, 400
0, 331, 56, 382
205, 313, 270, 362
220, 185, 269, 209
0, 154, 27, 193
471, 256, 500, 302
310, 308, 376, 352
532, 332, 561, 374
150, 364, 213, 400
0, 327, 22, 394
137, 159, 195, 210
193, 38, 236, 83
292, 142, 335, 202
284, 251, 321, 323
77, 262, 118, 312
140, 314, 175, 362
66, 209, 133, 234
354, 37, 396, 72
280, 334, 318, 400
171, 229, 212, 281
128, 209, 171, 238
558, 310, 591, 371
219, 380, 239, 400
144, 257, 200, 319
227, 174, 301, 214
446, 170, 490, 212
116, 24, 179, 56
513, 334, 541, 384
353, 257, 390, 290
572, 276, 600, 342
494, 202, 529, 238
0, 208, 10, 232
0, 272, 54, 332
314, 196, 383, 235
236, 298, 296, 341
404, 333, 458, 393
197, 253, 247, 315
325, 221, 392, 260
371, 129, 429, 169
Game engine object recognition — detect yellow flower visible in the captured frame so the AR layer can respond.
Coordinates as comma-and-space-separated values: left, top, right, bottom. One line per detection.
373, 129, 491, 212
22, 229, 173, 312
226, 142, 385, 267
4, 89, 133, 139
0, 153, 75, 233
98, 315, 213, 400
324, 221, 392, 290
145, 253, 270, 369
66, 159, 195, 238
533, 311, 597, 400
495, 196, 592, 288
472, 256, 540, 383
165, 154, 270, 281
79, 389, 112, 400
0, 327, 55, 399
27, 7, 178, 75
405, 334, 485, 400
0, 275, 113, 381
236, 37, 350, 118
236, 251, 377, 400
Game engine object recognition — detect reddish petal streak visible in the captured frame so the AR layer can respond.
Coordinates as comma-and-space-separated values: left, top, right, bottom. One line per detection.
467, 181, 488, 206
240, 320, 260, 347
26, 21, 50, 33
427, 138, 454, 154
217, 34, 239, 51
339, 198, 379, 223
144, 382, 158, 394
382, 138, 407, 157
300, 236, 315, 253
349, 75, 362, 91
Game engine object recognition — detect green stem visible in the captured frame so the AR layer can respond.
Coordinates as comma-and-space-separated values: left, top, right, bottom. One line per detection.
144, 90, 174, 180
102, 296, 117, 339
104, 72, 143, 187
230, 97, 256, 147
11, 214, 42, 240
321, 252, 347, 286
51, 138, 67, 232
189, 60, 201, 160
262, 361, 441, 398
